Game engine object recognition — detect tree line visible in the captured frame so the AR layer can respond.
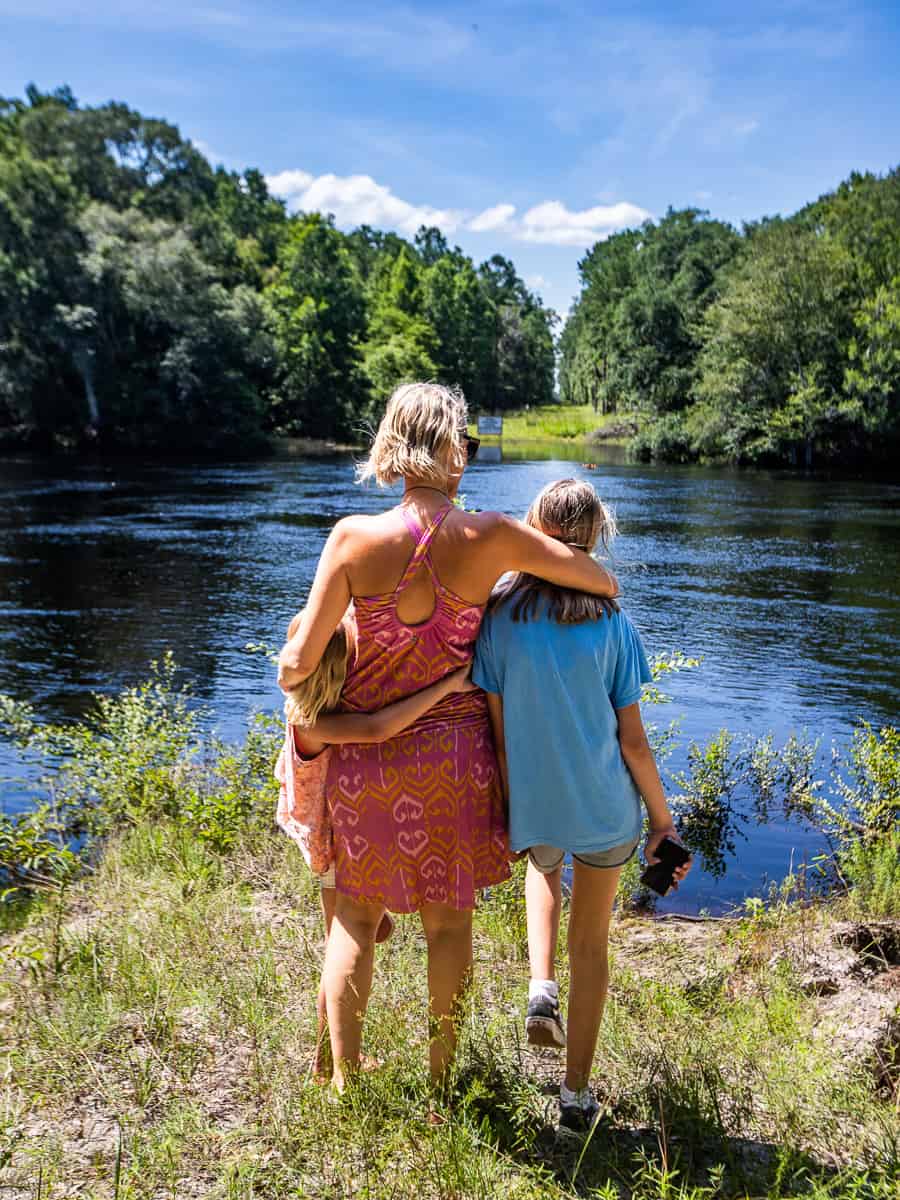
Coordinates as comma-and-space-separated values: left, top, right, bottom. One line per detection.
0, 86, 555, 452
559, 170, 900, 466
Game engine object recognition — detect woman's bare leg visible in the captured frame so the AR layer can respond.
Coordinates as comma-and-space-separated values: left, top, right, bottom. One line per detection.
419, 903, 473, 1086
526, 860, 562, 981
314, 886, 337, 1079
322, 892, 385, 1090
565, 862, 622, 1091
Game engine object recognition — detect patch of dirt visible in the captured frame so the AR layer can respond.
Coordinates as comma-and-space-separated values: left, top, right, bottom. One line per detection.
614, 912, 900, 1073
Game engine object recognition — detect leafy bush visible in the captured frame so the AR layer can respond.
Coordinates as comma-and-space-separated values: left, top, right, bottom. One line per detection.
629, 412, 695, 462
0, 654, 280, 894
668, 720, 898, 909
2, 652, 897, 915
841, 829, 900, 917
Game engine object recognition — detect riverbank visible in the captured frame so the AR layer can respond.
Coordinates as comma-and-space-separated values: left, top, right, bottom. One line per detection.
0, 404, 625, 460
468, 404, 632, 448
2, 818, 898, 1199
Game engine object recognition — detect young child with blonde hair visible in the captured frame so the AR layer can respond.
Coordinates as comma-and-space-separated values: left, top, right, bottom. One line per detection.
473, 478, 691, 1137
276, 607, 475, 1074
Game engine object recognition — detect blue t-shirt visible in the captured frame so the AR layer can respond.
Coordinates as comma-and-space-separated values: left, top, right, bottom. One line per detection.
472, 601, 652, 854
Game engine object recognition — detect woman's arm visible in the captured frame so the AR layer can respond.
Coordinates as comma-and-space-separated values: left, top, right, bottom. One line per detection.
491, 516, 618, 597
277, 521, 354, 690
616, 703, 691, 882
310, 668, 474, 745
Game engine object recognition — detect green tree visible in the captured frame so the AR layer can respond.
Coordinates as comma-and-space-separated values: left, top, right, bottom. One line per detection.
59, 203, 271, 444
0, 141, 83, 431
362, 246, 437, 401
844, 278, 900, 442
424, 254, 493, 409
692, 219, 849, 462
265, 213, 367, 438
560, 211, 739, 416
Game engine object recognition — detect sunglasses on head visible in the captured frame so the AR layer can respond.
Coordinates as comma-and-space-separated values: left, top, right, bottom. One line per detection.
464, 434, 480, 463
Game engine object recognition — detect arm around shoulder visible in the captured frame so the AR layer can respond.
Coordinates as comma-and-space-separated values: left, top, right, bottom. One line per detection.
487, 513, 618, 597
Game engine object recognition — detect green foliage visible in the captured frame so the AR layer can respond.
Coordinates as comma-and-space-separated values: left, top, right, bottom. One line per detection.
0, 654, 280, 894
561, 168, 900, 466
673, 731, 743, 876
0, 808, 78, 893
841, 829, 900, 917
792, 723, 900, 849
264, 212, 368, 438
0, 87, 554, 450
472, 402, 605, 442
4, 814, 898, 1197
844, 277, 900, 438
560, 209, 740, 416
692, 219, 850, 463
668, 721, 899, 905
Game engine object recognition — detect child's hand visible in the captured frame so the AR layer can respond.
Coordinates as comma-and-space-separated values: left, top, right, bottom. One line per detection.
446, 667, 477, 694
644, 825, 692, 888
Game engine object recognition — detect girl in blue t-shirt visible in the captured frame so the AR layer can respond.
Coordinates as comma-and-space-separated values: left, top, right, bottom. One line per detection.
472, 478, 692, 1138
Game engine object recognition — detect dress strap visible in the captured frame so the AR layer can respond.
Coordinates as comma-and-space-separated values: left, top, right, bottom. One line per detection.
395, 505, 452, 594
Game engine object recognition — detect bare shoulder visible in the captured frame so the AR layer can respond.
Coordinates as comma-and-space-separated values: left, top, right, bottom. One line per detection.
327, 512, 388, 554
450, 508, 518, 544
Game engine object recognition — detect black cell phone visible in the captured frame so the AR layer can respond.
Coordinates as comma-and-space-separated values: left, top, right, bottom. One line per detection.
640, 836, 691, 896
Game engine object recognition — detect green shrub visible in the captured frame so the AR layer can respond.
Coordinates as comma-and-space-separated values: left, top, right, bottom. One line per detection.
841, 829, 900, 917
629, 412, 695, 462
0, 655, 280, 894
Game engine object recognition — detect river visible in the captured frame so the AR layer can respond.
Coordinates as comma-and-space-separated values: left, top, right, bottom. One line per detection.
1, 445, 898, 913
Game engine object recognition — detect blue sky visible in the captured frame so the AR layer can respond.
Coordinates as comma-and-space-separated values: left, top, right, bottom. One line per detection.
3, 0, 899, 316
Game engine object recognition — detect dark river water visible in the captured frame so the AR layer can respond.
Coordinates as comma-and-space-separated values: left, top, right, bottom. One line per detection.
1, 445, 898, 913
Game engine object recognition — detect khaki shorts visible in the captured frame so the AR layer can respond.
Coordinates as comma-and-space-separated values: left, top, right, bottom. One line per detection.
527, 838, 640, 874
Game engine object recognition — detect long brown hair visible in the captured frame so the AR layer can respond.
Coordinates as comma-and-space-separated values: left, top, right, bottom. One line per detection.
490, 479, 617, 624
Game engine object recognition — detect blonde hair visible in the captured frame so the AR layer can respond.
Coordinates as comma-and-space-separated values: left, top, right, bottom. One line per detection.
491, 479, 618, 624
357, 382, 468, 487
283, 613, 354, 727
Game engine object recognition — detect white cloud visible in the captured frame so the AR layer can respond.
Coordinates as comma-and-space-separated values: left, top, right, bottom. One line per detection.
268, 168, 650, 249
266, 169, 314, 196
468, 203, 517, 233
516, 200, 651, 246
267, 169, 463, 236
467, 199, 650, 246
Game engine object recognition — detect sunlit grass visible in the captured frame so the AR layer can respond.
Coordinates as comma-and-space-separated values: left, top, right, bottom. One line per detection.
469, 404, 628, 443
2, 821, 897, 1199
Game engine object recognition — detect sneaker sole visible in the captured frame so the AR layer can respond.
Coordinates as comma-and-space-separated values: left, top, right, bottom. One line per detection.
555, 1120, 599, 1143
525, 1016, 566, 1048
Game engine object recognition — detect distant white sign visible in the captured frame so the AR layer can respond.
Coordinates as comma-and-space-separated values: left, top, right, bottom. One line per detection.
477, 415, 503, 436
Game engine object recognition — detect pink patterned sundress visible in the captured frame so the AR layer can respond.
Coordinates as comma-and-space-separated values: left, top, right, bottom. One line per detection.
327, 505, 510, 913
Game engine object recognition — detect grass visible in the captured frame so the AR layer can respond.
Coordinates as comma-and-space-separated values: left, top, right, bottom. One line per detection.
2, 823, 898, 1199
469, 404, 631, 444
1, 666, 897, 1197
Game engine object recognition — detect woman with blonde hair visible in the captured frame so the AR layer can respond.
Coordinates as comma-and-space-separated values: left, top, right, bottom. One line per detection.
278, 382, 619, 1094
